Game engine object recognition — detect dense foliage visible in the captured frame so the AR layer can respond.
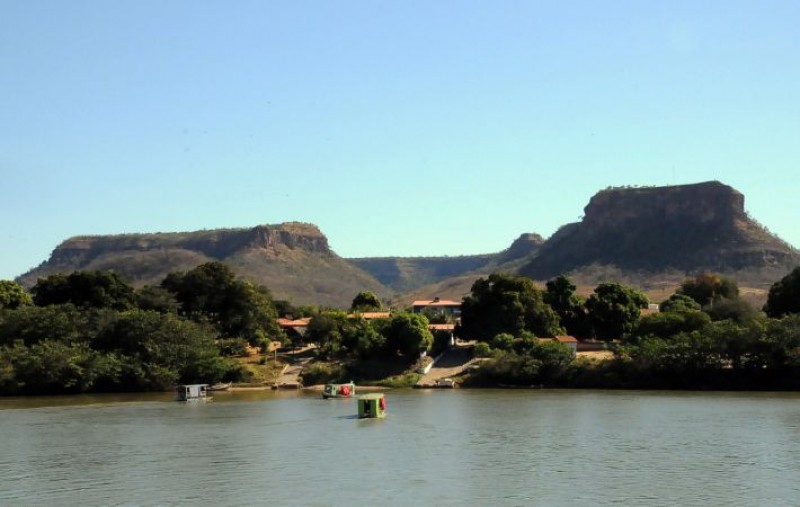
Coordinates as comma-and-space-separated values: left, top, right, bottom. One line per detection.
0, 281, 33, 310
4, 264, 800, 394
459, 273, 562, 341
764, 266, 800, 318
585, 283, 649, 341
467, 332, 575, 387
0, 264, 283, 395
350, 291, 383, 312
307, 311, 430, 363
677, 273, 739, 306
161, 262, 282, 347
32, 271, 136, 310
544, 275, 590, 338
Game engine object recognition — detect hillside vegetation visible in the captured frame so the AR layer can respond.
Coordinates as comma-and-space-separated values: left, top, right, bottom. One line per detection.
15, 182, 800, 309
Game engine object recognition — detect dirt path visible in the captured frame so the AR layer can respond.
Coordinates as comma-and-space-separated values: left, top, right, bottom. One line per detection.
273, 346, 316, 387
416, 345, 476, 387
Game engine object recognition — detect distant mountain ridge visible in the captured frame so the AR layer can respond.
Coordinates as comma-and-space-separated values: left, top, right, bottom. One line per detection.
16, 181, 799, 308
348, 233, 544, 292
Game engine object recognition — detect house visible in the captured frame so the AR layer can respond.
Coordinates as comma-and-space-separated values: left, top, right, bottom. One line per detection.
277, 317, 312, 333
411, 297, 461, 317
347, 311, 392, 320
176, 384, 209, 401
554, 335, 579, 355
277, 317, 312, 345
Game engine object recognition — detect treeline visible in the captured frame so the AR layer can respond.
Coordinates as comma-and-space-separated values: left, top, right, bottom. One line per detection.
293, 291, 450, 386
4, 263, 800, 394
0, 263, 283, 395
460, 270, 800, 390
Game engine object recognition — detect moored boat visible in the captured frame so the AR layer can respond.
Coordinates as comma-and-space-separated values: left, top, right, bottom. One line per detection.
176, 384, 211, 401
208, 382, 232, 391
322, 381, 355, 399
357, 393, 387, 419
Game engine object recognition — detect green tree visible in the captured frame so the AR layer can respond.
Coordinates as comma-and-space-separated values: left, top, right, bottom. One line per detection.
544, 275, 589, 338
350, 291, 383, 312
756, 315, 800, 371
161, 262, 281, 345
31, 271, 136, 310
135, 285, 180, 313
5, 340, 102, 394
384, 313, 433, 357
93, 309, 226, 389
306, 311, 349, 359
659, 294, 701, 313
0, 280, 33, 310
0, 304, 90, 347
704, 297, 762, 324
459, 273, 562, 342
677, 273, 739, 306
341, 318, 387, 360
704, 319, 763, 371
764, 267, 800, 318
631, 310, 711, 342
467, 339, 573, 386
586, 283, 648, 341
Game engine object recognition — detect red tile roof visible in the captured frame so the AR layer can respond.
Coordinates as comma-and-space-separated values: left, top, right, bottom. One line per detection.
412, 299, 461, 307
555, 335, 578, 343
428, 324, 456, 331
348, 312, 391, 320
277, 317, 312, 328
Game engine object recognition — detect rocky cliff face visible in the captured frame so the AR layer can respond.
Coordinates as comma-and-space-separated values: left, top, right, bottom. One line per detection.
521, 181, 800, 281
18, 222, 384, 308
46, 222, 332, 268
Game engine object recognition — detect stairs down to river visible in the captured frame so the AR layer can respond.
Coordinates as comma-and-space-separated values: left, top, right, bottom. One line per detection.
416, 344, 476, 388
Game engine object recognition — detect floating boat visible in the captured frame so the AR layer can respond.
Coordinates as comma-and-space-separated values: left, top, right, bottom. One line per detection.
208, 382, 232, 392
357, 393, 386, 419
176, 384, 210, 401
322, 381, 355, 399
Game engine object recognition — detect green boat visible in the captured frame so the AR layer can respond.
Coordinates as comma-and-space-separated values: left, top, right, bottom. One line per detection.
322, 381, 355, 399
357, 393, 387, 419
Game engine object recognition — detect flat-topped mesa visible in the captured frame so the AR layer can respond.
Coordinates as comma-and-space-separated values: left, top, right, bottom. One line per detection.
520, 181, 799, 280
48, 222, 332, 266
582, 181, 745, 230
18, 221, 381, 308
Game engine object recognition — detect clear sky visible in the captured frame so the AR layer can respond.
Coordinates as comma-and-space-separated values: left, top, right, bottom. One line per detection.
2, 1, 799, 281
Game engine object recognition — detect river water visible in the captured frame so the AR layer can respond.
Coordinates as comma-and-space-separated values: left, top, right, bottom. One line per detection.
1, 389, 799, 506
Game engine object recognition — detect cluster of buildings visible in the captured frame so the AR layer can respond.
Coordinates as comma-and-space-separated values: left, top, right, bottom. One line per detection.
276, 296, 579, 354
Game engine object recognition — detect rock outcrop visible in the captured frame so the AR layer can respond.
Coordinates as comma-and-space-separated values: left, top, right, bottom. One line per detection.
17, 222, 388, 308
520, 181, 800, 281
17, 181, 797, 308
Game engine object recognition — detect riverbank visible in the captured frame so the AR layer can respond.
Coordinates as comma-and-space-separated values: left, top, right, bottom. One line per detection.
227, 384, 390, 392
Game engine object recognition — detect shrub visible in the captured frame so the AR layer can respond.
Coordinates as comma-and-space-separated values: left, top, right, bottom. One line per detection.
474, 341, 492, 357
301, 362, 346, 385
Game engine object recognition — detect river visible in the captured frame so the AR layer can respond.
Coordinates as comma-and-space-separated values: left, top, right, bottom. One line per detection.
1, 389, 799, 506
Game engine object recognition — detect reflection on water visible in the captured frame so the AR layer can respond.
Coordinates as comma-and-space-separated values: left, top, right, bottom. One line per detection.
2, 390, 800, 506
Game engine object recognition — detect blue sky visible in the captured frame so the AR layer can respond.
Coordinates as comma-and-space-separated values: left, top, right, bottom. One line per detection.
2, 1, 799, 281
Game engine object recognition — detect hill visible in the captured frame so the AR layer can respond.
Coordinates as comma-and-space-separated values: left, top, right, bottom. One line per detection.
16, 222, 390, 308
519, 181, 800, 293
348, 233, 544, 293
15, 181, 798, 309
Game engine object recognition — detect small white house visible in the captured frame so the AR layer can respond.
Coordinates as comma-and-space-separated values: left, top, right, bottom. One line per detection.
554, 335, 579, 355
176, 384, 209, 401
